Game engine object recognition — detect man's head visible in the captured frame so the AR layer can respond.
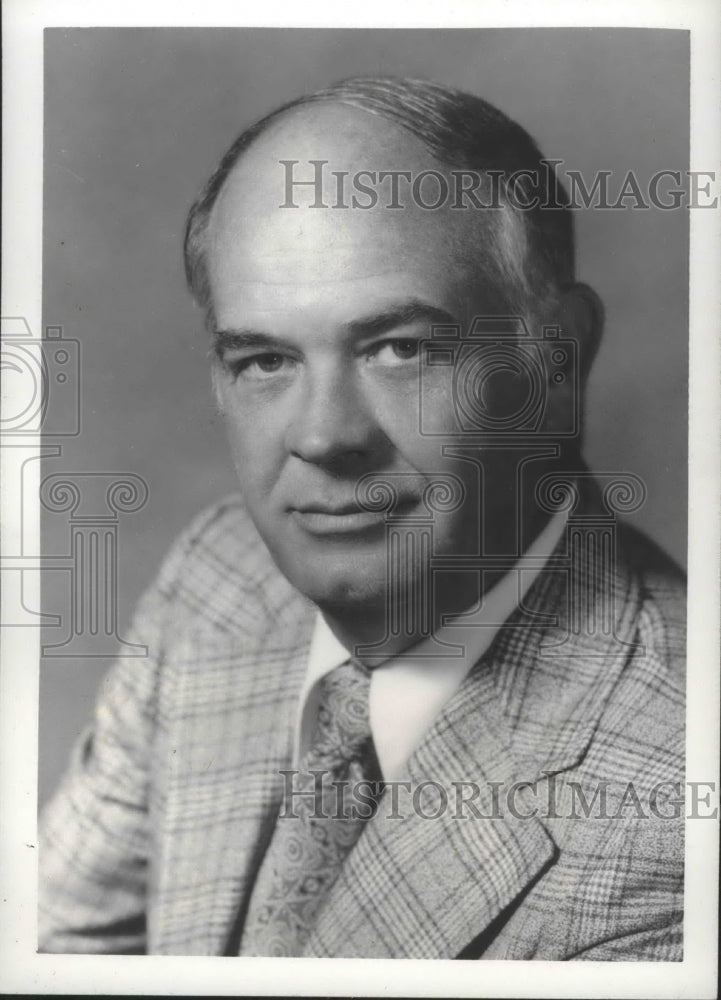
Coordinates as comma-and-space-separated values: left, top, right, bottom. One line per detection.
183, 77, 602, 641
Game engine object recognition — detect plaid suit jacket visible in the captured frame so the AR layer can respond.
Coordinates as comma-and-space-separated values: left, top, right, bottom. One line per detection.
39, 488, 686, 960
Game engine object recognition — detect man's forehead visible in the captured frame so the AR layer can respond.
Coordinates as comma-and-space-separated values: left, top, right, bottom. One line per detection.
206, 103, 484, 284
258, 102, 416, 159
214, 102, 437, 205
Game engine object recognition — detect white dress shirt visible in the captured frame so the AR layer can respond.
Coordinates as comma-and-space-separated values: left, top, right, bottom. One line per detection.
294, 509, 567, 782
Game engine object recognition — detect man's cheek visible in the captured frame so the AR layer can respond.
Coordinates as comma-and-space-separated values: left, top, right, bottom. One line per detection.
378, 409, 439, 469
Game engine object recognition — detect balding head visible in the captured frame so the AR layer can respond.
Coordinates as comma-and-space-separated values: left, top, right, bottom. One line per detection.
184, 77, 576, 330
205, 102, 517, 335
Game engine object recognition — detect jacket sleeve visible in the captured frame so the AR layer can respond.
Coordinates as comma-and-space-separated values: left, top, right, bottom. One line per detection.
37, 513, 201, 955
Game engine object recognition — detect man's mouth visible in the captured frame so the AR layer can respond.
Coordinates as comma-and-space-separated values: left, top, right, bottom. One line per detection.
290, 497, 416, 536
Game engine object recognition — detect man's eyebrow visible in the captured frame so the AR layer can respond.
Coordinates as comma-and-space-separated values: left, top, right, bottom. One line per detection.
346, 301, 458, 337
213, 330, 284, 356
213, 301, 458, 355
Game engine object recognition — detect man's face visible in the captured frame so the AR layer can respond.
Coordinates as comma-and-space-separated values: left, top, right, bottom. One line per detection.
206, 106, 531, 618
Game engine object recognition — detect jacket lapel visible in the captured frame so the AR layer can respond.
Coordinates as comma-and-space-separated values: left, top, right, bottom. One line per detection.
150, 585, 315, 955
305, 503, 643, 958
304, 660, 558, 958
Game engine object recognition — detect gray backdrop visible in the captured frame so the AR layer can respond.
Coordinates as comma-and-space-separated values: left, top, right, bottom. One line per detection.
40, 27, 689, 805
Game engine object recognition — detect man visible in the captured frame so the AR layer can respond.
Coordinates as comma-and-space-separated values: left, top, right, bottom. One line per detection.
39, 77, 685, 960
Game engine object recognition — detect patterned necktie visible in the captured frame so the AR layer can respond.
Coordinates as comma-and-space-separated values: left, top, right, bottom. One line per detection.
239, 658, 382, 956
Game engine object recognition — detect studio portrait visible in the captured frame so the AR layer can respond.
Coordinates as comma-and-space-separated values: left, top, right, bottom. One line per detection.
34, 27, 689, 962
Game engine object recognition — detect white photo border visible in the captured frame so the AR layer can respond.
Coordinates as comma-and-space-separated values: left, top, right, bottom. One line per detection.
1, 0, 719, 996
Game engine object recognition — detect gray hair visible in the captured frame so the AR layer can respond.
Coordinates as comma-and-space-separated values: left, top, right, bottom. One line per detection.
183, 76, 575, 326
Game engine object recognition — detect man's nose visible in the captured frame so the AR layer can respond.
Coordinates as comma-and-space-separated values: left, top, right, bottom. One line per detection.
285, 366, 381, 468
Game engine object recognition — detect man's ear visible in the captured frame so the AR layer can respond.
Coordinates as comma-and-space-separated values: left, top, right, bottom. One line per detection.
555, 282, 604, 383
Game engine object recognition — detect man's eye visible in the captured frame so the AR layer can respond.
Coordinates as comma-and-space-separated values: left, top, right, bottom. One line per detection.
371, 339, 421, 364
251, 353, 285, 373
228, 353, 291, 379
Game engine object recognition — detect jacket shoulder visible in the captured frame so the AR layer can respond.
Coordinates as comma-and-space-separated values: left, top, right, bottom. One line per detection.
618, 523, 686, 683
149, 493, 307, 639
593, 524, 686, 787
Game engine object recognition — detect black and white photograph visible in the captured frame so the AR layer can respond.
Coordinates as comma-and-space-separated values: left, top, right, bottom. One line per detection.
1, 1, 719, 996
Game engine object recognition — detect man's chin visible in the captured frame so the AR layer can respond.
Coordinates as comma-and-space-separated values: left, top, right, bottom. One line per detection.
272, 545, 389, 615
290, 566, 388, 615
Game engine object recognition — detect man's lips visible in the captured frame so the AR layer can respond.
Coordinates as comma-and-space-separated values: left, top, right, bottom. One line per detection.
289, 497, 417, 535
294, 501, 368, 515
